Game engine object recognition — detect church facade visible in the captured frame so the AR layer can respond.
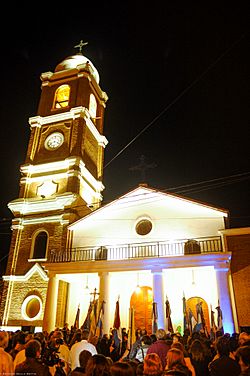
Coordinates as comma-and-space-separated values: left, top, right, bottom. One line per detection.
0, 49, 249, 336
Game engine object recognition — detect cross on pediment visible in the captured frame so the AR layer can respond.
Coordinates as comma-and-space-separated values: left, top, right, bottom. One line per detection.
129, 155, 157, 182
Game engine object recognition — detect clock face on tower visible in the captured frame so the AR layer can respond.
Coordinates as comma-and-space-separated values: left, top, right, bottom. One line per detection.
45, 132, 64, 150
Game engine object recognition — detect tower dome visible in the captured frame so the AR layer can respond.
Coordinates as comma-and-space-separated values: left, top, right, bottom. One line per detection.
55, 53, 100, 83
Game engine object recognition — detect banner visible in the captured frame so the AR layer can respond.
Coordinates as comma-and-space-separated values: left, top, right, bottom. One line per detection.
95, 300, 105, 338
152, 301, 158, 334
128, 306, 136, 350
74, 304, 80, 329
165, 297, 174, 333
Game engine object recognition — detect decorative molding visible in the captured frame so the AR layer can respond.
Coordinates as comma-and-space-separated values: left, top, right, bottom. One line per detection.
3, 263, 49, 282
11, 215, 69, 227
28, 107, 108, 147
8, 194, 77, 215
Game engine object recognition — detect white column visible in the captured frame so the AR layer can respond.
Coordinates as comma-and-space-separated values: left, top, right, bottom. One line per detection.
98, 272, 110, 335
215, 266, 235, 334
43, 273, 58, 333
152, 269, 165, 329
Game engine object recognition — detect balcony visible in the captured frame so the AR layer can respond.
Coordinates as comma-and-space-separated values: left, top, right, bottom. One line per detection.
47, 236, 223, 263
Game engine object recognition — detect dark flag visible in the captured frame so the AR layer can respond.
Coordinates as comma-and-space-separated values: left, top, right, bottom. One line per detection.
95, 300, 105, 338
216, 301, 224, 334
152, 301, 158, 334
113, 298, 122, 355
82, 301, 92, 330
128, 307, 136, 350
165, 297, 173, 333
188, 308, 197, 332
196, 301, 203, 332
90, 299, 98, 337
210, 304, 217, 340
183, 293, 189, 332
113, 298, 121, 331
196, 301, 209, 337
74, 304, 80, 329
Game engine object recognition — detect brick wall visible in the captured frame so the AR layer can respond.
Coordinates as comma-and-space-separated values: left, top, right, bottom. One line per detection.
228, 234, 250, 327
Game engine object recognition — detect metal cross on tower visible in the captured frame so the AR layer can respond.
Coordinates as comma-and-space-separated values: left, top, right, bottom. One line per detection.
74, 40, 88, 54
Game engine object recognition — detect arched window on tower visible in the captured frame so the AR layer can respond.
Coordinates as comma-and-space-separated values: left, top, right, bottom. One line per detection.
32, 231, 48, 259
53, 84, 70, 109
89, 93, 97, 121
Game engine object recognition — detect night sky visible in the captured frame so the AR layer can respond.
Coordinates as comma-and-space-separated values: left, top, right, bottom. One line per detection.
0, 4, 249, 273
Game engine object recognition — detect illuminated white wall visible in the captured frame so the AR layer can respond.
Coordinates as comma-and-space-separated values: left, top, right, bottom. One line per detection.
70, 187, 227, 249
65, 267, 217, 333
164, 266, 218, 332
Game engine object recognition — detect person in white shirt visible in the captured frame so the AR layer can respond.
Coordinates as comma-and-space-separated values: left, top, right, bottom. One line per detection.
70, 329, 97, 371
0, 331, 14, 375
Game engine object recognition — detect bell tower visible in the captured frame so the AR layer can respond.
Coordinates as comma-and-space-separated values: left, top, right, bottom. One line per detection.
0, 45, 108, 328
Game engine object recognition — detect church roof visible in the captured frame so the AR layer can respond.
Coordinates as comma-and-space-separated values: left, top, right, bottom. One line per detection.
54, 53, 100, 83
69, 184, 229, 231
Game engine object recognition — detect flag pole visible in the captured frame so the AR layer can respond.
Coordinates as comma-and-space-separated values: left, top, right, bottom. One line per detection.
94, 300, 105, 336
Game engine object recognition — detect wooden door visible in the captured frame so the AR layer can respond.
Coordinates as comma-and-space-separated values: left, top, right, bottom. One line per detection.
130, 286, 153, 334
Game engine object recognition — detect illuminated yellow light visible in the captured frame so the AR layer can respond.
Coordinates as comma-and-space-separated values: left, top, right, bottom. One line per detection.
21, 295, 42, 321
135, 285, 141, 294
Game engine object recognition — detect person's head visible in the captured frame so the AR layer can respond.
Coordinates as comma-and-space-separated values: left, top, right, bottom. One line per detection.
33, 331, 45, 346
143, 353, 163, 375
110, 361, 135, 376
171, 341, 184, 352
236, 345, 250, 373
189, 339, 205, 362
0, 331, 9, 349
82, 329, 89, 341
13, 331, 26, 346
150, 334, 157, 343
51, 330, 64, 346
85, 354, 110, 376
25, 339, 42, 358
139, 328, 147, 337
141, 335, 152, 346
239, 332, 250, 346
215, 336, 230, 356
172, 333, 181, 344
166, 348, 185, 370
156, 328, 167, 340
79, 350, 92, 370
89, 335, 99, 346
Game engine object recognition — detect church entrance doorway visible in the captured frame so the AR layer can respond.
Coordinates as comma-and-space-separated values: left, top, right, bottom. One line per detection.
186, 296, 210, 335
130, 286, 153, 334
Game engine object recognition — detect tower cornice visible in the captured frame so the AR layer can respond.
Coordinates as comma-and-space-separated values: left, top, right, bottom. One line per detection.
29, 107, 108, 147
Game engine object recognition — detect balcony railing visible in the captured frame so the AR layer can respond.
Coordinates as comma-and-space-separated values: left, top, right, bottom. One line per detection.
47, 236, 223, 263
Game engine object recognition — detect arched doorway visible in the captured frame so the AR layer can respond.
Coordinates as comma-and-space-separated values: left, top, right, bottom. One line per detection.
186, 296, 210, 334
130, 286, 153, 334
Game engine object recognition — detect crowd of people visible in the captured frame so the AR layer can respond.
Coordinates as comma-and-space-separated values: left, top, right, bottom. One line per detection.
0, 325, 250, 375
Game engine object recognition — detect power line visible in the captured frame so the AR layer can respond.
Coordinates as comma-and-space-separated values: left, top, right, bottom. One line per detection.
104, 32, 247, 169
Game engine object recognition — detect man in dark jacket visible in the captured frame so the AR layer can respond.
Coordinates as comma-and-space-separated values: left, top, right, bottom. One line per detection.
147, 328, 172, 369
15, 339, 52, 376
208, 336, 241, 376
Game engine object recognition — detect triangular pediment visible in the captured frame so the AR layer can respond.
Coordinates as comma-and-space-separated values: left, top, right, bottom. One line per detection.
69, 185, 228, 231
68, 185, 228, 250
3, 263, 48, 282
